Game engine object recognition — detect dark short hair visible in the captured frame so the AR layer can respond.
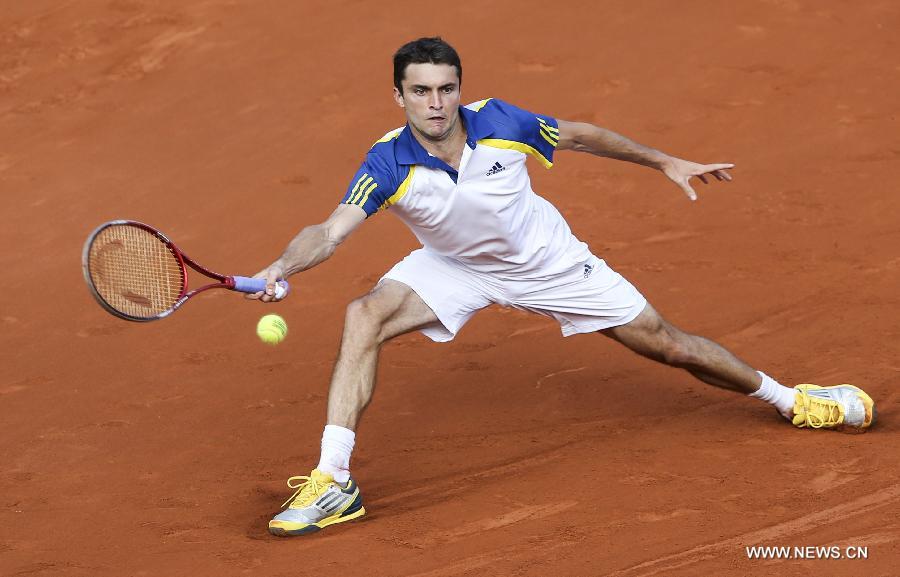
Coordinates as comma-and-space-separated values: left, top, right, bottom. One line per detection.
393, 37, 462, 93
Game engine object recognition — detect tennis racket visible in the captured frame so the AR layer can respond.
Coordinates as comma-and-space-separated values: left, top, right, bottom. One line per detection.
82, 220, 288, 322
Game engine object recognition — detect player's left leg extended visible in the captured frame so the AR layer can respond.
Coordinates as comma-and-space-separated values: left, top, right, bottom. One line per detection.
600, 303, 875, 430
600, 303, 758, 393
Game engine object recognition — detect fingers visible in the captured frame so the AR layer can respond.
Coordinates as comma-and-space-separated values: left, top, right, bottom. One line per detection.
680, 180, 698, 201
261, 267, 290, 303
703, 163, 734, 182
265, 268, 280, 298
244, 265, 287, 302
668, 161, 735, 200
693, 163, 734, 186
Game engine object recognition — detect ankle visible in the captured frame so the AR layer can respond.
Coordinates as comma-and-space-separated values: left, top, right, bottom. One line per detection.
317, 425, 355, 484
749, 371, 794, 420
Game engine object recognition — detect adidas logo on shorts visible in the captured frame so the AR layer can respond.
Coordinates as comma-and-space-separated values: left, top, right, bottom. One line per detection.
485, 161, 506, 176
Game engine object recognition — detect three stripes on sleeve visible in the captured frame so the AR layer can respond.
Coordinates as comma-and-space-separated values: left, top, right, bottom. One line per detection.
537, 117, 559, 147
346, 173, 378, 208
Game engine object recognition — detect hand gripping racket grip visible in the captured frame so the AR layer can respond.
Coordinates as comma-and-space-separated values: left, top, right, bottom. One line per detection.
232, 276, 290, 300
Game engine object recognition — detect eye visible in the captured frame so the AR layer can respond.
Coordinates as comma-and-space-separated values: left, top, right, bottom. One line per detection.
414, 88, 425, 96
443, 86, 454, 94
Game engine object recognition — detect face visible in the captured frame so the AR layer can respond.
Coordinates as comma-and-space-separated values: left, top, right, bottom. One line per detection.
393, 63, 461, 142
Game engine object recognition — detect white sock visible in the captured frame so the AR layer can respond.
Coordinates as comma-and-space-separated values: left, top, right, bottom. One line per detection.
749, 371, 795, 419
316, 425, 355, 485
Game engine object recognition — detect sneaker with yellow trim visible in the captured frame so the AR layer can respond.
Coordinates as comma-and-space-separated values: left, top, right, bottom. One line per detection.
268, 469, 365, 536
792, 384, 875, 431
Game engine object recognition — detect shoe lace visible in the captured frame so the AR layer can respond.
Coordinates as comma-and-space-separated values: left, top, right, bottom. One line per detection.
802, 397, 844, 428
282, 474, 326, 509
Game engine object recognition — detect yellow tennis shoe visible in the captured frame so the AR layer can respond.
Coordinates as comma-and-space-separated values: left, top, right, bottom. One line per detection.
268, 469, 365, 536
792, 384, 875, 431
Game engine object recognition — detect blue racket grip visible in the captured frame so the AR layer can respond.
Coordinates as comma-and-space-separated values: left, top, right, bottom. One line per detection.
232, 276, 289, 299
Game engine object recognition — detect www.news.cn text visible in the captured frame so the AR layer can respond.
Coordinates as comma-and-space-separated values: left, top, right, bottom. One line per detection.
746, 545, 868, 560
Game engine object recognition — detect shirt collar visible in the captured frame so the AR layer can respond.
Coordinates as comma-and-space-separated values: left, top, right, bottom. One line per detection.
395, 105, 496, 166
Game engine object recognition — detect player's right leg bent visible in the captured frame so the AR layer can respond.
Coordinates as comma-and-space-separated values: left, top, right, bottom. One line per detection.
270, 252, 494, 536
325, 278, 444, 430
269, 279, 439, 536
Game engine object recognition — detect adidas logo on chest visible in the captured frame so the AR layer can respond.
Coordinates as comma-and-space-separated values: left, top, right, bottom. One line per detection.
485, 161, 506, 176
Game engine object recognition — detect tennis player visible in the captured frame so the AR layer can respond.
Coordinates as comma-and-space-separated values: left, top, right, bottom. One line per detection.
250, 37, 875, 536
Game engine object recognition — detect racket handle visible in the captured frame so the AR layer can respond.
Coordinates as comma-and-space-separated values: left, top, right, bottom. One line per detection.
232, 276, 289, 300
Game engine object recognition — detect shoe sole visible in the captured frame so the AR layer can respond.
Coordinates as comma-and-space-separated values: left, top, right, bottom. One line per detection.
268, 506, 366, 537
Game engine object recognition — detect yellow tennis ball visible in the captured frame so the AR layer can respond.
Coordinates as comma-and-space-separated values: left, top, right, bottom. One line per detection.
257, 314, 288, 345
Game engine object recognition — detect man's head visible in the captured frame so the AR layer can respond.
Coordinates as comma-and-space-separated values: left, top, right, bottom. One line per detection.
393, 37, 462, 94
392, 37, 463, 142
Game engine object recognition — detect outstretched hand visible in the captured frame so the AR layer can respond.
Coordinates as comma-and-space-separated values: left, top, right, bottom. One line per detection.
662, 157, 734, 201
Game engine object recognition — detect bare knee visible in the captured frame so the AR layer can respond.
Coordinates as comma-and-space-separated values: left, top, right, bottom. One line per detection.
657, 328, 700, 368
606, 305, 708, 369
344, 295, 389, 346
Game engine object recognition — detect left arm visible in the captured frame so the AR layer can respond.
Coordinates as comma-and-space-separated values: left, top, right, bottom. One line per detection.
556, 119, 734, 201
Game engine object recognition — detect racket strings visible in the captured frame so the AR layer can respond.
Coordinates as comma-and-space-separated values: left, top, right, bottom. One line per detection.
87, 225, 184, 318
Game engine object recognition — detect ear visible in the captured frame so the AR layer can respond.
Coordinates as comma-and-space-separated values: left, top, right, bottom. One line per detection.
393, 86, 405, 109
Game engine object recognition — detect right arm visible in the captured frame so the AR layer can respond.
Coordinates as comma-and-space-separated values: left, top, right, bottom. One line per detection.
252, 140, 400, 300
249, 203, 366, 301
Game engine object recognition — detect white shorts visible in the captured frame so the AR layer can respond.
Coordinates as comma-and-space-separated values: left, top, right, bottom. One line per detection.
381, 249, 647, 342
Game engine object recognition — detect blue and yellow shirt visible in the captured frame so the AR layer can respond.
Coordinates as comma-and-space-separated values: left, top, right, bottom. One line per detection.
340, 98, 589, 275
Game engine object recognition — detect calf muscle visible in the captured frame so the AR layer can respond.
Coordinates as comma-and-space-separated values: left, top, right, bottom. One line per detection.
601, 304, 761, 394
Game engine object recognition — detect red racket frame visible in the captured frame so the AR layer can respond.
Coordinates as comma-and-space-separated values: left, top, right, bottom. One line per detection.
83, 220, 245, 322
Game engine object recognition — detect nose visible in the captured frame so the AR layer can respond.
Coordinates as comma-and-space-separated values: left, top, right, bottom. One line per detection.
428, 90, 443, 110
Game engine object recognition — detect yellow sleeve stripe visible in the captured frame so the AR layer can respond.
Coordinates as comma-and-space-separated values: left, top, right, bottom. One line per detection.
540, 127, 559, 145
380, 166, 416, 210
348, 174, 373, 204
536, 117, 559, 147
356, 181, 378, 207
346, 173, 368, 204
537, 118, 560, 143
539, 131, 558, 147
349, 175, 372, 204
477, 139, 553, 169
470, 98, 493, 111
537, 117, 559, 132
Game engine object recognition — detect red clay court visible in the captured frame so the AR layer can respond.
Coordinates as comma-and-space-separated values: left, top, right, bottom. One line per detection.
1, 1, 898, 575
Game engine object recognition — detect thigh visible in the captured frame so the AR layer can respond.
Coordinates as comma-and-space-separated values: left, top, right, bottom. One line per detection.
360, 279, 441, 342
